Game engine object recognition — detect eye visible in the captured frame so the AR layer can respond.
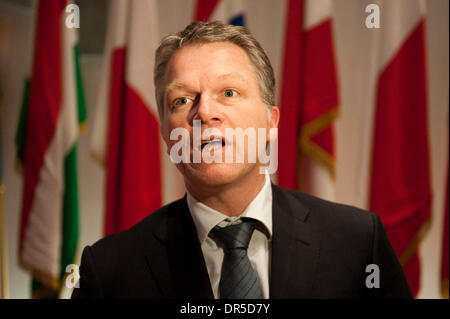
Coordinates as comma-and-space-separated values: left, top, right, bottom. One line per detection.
223, 89, 238, 98
173, 97, 192, 107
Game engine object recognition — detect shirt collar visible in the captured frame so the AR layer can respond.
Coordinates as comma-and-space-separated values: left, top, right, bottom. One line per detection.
187, 171, 273, 244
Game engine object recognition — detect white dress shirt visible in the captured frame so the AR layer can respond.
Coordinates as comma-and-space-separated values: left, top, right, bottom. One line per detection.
186, 172, 273, 299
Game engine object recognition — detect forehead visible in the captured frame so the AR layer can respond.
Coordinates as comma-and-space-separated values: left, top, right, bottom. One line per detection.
164, 41, 257, 86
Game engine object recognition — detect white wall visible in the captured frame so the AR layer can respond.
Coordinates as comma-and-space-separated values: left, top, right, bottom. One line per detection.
0, 0, 448, 299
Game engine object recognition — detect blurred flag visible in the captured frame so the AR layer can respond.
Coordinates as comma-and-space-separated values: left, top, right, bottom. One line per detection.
441, 163, 449, 299
369, 0, 431, 296
91, 0, 177, 236
1, 84, 9, 299
15, 0, 86, 298
194, 0, 245, 26
278, 0, 339, 200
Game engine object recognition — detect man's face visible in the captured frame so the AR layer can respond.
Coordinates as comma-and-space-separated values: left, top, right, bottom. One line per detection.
161, 41, 279, 189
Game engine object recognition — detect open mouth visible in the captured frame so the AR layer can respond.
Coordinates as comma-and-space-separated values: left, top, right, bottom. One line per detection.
199, 138, 226, 152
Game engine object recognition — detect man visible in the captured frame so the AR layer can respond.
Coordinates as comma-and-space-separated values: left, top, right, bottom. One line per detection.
72, 21, 412, 299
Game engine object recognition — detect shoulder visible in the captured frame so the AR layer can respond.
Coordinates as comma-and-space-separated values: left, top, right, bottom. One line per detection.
86, 197, 186, 261
272, 184, 377, 238
74, 199, 188, 298
273, 185, 378, 270
273, 184, 373, 218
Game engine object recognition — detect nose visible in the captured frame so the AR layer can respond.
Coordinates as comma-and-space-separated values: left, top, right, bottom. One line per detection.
192, 94, 223, 125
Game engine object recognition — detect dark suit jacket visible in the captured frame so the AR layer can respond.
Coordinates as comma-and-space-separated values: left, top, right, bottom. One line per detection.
71, 184, 412, 299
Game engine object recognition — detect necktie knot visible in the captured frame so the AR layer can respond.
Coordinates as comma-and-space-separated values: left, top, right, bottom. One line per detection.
211, 219, 257, 251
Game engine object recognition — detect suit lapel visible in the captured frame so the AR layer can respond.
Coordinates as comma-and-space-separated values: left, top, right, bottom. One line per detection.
270, 184, 322, 298
143, 197, 214, 299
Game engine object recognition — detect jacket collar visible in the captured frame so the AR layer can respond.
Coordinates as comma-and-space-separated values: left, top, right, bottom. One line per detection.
143, 196, 214, 299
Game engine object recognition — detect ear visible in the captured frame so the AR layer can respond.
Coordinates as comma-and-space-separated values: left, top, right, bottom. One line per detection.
269, 106, 280, 129
266, 106, 280, 143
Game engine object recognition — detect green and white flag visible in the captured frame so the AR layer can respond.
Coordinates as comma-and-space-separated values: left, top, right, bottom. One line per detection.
15, 0, 86, 298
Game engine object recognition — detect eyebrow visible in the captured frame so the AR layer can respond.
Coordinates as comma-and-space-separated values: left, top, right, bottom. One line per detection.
164, 83, 191, 96
165, 72, 249, 94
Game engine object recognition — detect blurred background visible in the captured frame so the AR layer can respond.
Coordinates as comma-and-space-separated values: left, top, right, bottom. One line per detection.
0, 0, 448, 299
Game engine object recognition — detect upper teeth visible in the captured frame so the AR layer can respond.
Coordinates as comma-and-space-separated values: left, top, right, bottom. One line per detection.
200, 138, 222, 150
203, 138, 221, 144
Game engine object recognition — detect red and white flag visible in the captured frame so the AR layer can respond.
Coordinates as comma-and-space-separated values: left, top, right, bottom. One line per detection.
278, 0, 339, 200
369, 0, 431, 296
91, 0, 183, 236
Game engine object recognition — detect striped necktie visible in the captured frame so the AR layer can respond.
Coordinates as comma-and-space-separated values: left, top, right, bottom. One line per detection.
211, 219, 263, 299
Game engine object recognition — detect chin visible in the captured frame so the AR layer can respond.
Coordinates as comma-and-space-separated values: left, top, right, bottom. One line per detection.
178, 162, 256, 188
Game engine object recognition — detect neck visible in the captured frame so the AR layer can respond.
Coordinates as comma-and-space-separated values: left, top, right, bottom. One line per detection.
186, 166, 267, 217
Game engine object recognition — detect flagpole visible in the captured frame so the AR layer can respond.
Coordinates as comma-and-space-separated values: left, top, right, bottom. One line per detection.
0, 181, 9, 299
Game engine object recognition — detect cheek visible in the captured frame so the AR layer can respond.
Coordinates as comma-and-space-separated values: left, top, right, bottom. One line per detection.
161, 126, 171, 149
161, 121, 175, 144
163, 117, 181, 131
162, 118, 189, 146
243, 106, 269, 129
